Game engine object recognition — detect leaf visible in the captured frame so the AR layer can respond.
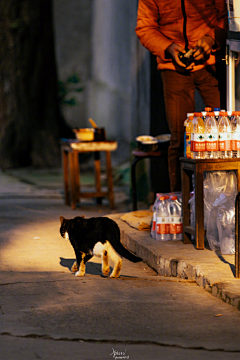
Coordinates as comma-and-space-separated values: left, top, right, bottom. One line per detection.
214, 314, 222, 317
63, 98, 78, 106
67, 74, 81, 84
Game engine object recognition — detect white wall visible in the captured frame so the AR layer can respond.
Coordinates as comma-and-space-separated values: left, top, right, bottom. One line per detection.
53, 0, 150, 165
53, 0, 93, 128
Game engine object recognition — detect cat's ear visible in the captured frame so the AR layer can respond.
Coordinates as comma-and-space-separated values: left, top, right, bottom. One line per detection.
59, 216, 65, 224
82, 215, 85, 218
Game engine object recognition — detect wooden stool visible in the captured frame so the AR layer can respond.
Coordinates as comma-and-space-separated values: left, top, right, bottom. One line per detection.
180, 157, 240, 250
131, 149, 167, 211
61, 140, 118, 210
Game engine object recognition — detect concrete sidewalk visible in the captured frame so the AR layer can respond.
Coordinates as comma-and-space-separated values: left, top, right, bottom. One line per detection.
108, 214, 240, 311
1, 167, 240, 311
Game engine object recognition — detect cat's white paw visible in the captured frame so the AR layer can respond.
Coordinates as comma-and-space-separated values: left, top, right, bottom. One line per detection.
110, 272, 120, 278
75, 270, 85, 277
110, 260, 122, 278
71, 262, 79, 273
102, 266, 110, 276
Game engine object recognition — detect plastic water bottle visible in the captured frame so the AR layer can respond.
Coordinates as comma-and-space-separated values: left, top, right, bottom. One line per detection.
184, 113, 193, 158
214, 107, 220, 122
231, 111, 240, 158
191, 112, 206, 159
151, 193, 160, 239
169, 196, 183, 240
205, 112, 219, 159
202, 107, 212, 122
218, 111, 232, 158
184, 113, 189, 157
156, 196, 170, 241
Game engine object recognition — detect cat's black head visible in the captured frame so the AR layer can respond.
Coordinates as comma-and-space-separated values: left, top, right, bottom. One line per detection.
59, 215, 85, 240
59, 216, 69, 240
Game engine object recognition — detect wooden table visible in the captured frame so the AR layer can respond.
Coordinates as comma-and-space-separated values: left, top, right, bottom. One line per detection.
61, 140, 118, 210
180, 157, 240, 250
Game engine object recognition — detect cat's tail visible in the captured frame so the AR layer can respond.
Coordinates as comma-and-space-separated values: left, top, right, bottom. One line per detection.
113, 241, 142, 263
107, 222, 142, 263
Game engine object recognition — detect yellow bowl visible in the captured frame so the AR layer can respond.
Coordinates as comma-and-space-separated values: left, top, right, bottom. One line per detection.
73, 128, 94, 141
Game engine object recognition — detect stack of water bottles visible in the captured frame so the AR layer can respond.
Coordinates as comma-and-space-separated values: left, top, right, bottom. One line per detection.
184, 108, 240, 160
151, 193, 182, 241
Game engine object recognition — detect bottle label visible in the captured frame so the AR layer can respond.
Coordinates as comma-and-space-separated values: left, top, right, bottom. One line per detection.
232, 133, 240, 150
205, 133, 218, 151
156, 216, 169, 234
169, 216, 183, 234
191, 133, 205, 152
219, 132, 231, 151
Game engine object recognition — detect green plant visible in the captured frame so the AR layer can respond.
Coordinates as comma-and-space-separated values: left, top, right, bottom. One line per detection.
58, 73, 84, 107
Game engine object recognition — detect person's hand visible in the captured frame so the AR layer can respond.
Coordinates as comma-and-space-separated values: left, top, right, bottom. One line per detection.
193, 35, 215, 61
166, 44, 195, 71
166, 43, 186, 68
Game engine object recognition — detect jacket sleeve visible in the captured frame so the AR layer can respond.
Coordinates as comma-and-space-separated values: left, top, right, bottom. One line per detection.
206, 0, 228, 50
135, 0, 173, 61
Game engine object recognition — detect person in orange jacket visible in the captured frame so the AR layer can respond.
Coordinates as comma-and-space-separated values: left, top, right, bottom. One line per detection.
136, 0, 228, 192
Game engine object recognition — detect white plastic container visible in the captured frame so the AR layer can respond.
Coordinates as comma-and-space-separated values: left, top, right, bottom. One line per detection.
151, 193, 160, 239
191, 112, 206, 159
169, 195, 183, 240
205, 112, 219, 159
156, 196, 170, 241
218, 111, 232, 158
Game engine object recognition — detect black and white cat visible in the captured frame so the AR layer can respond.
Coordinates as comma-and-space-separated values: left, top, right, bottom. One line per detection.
59, 216, 142, 278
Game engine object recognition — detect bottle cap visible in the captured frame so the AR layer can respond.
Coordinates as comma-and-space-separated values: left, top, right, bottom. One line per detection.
159, 196, 165, 201
214, 108, 220, 111
187, 113, 194, 117
209, 112, 215, 116
194, 112, 202, 117
205, 107, 212, 111
189, 115, 194, 120
165, 195, 170, 199
170, 195, 178, 200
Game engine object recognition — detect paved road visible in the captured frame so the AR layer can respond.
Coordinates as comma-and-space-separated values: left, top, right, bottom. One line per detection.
1, 197, 240, 359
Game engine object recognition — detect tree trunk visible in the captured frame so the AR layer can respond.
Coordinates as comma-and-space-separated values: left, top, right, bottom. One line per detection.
0, 0, 71, 168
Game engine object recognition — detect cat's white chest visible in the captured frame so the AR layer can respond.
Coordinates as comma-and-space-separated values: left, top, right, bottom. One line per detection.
93, 242, 105, 257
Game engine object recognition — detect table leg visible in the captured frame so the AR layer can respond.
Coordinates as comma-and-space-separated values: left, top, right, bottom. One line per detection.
131, 157, 142, 211
69, 151, 79, 210
62, 148, 70, 206
73, 150, 80, 203
195, 165, 205, 250
236, 192, 240, 278
181, 165, 192, 244
94, 152, 102, 204
106, 151, 115, 209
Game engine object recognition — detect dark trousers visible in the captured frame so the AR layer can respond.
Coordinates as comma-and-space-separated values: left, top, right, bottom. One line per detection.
161, 66, 221, 192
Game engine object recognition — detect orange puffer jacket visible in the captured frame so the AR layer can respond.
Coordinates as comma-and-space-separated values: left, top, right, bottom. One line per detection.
136, 0, 228, 72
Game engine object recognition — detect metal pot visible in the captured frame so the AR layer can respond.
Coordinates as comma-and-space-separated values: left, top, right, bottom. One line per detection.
136, 135, 158, 152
